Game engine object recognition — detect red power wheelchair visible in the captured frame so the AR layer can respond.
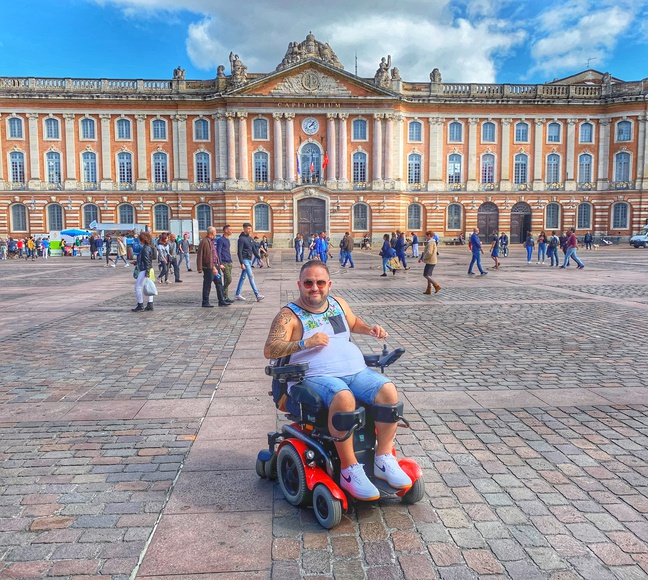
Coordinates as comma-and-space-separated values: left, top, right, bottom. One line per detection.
256, 346, 424, 529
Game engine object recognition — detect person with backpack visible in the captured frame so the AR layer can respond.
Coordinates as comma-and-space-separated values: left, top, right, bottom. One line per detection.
340, 232, 354, 268
547, 231, 560, 267
524, 232, 535, 264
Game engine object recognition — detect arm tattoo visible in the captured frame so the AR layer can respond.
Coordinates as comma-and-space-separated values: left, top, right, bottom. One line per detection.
265, 310, 301, 359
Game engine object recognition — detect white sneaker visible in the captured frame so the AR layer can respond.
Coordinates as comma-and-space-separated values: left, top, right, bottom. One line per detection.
256, 294, 265, 302
374, 454, 412, 490
124, 263, 130, 268
111, 263, 116, 268
235, 295, 246, 301
340, 463, 380, 501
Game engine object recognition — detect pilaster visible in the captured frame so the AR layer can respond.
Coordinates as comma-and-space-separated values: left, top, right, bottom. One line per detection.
0, 114, 4, 182
27, 113, 41, 188
226, 112, 236, 183
214, 113, 227, 182
467, 117, 479, 191
597, 118, 611, 189
372, 113, 384, 187
99, 114, 112, 190
532, 118, 545, 189
393, 114, 404, 186
171, 114, 189, 190
427, 117, 445, 191
500, 118, 512, 191
565, 118, 577, 191
326, 113, 337, 187
273, 112, 284, 186
638, 114, 648, 188
135, 114, 148, 190
285, 113, 296, 186
338, 113, 348, 185
237, 112, 249, 183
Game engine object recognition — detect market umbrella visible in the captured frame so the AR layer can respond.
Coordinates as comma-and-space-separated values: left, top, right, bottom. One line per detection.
60, 229, 92, 237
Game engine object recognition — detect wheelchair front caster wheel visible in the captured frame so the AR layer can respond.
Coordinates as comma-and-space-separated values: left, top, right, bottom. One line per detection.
265, 453, 277, 480
277, 445, 311, 507
313, 484, 342, 529
401, 477, 425, 505
256, 458, 267, 479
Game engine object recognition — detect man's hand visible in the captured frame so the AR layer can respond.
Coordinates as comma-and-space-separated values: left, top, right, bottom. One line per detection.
369, 325, 388, 339
241, 264, 246, 270
307, 332, 329, 348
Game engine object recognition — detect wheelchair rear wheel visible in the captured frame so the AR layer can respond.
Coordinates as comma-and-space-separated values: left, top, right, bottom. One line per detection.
277, 444, 311, 506
313, 484, 342, 529
401, 477, 425, 504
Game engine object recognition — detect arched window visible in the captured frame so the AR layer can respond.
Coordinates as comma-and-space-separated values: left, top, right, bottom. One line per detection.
154, 204, 170, 231
447, 203, 462, 230
514, 154, 528, 184
194, 118, 209, 141
45, 118, 60, 140
10, 152, 25, 184
116, 118, 131, 140
254, 151, 269, 184
83, 204, 98, 229
153, 152, 169, 186
448, 121, 462, 142
578, 154, 593, 184
408, 121, 422, 142
300, 144, 321, 183
195, 152, 211, 184
407, 153, 422, 184
152, 119, 167, 140
612, 202, 629, 229
48, 204, 64, 231
118, 204, 134, 224
352, 152, 367, 185
252, 118, 268, 140
82, 152, 97, 184
352, 119, 367, 140
408, 204, 422, 230
547, 122, 561, 143
577, 203, 592, 229
546, 203, 560, 230
546, 154, 561, 183
617, 121, 631, 142
254, 203, 270, 231
353, 204, 368, 231
81, 118, 95, 139
118, 152, 133, 187
448, 154, 462, 183
482, 122, 495, 143
615, 152, 631, 182
8, 117, 23, 139
11, 204, 28, 231
46, 152, 62, 184
515, 122, 528, 142
580, 122, 593, 143
196, 204, 212, 230
481, 153, 495, 183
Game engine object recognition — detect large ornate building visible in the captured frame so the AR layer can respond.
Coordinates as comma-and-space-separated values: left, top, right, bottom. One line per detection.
1, 33, 647, 244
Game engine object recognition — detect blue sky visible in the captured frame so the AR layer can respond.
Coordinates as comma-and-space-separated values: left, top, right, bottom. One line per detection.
0, 0, 646, 84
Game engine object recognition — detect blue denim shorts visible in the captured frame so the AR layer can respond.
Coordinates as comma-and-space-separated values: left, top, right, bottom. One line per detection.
299, 367, 390, 407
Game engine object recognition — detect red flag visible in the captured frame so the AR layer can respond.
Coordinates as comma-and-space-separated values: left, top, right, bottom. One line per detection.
322, 152, 329, 169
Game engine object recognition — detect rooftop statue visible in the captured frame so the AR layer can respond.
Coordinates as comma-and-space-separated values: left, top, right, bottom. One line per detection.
276, 32, 343, 71
173, 66, 185, 80
374, 55, 391, 88
229, 52, 248, 87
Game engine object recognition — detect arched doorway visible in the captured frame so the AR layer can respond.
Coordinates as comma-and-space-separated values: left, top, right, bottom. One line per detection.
297, 197, 326, 239
510, 202, 532, 244
300, 143, 322, 184
477, 202, 499, 241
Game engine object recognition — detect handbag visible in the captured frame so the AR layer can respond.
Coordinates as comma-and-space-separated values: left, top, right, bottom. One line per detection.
132, 266, 139, 279
388, 257, 400, 269
143, 277, 158, 296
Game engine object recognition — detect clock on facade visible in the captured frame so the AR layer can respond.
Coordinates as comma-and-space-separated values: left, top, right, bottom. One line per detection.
302, 117, 319, 135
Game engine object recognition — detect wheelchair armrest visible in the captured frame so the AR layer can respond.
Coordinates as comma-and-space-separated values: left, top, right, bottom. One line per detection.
331, 407, 366, 432
363, 354, 380, 367
378, 347, 405, 368
265, 362, 309, 383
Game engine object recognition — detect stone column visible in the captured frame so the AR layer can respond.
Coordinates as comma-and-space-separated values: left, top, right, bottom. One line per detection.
27, 113, 40, 188
338, 113, 348, 184
533, 118, 545, 188
273, 113, 284, 185
372, 113, 383, 185
565, 118, 577, 191
61, 113, 77, 189
427, 117, 445, 191
213, 113, 227, 182
135, 114, 148, 190
467, 117, 479, 191
226, 112, 236, 182
171, 114, 189, 190
384, 114, 394, 181
99, 114, 112, 189
597, 118, 611, 188
637, 114, 648, 189
500, 118, 512, 191
326, 113, 337, 186
285, 113, 296, 185
237, 112, 249, 183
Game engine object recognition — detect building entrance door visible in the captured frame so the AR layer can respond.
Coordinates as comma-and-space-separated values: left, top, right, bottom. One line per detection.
297, 197, 326, 239
510, 202, 532, 244
477, 202, 499, 241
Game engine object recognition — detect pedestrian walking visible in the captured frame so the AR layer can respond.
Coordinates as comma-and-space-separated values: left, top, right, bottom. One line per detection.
112, 236, 129, 267
168, 233, 183, 283
157, 233, 170, 285
380, 234, 397, 277
41, 237, 49, 259
419, 231, 441, 294
584, 231, 593, 250
132, 231, 155, 312
314, 231, 329, 263
537, 230, 547, 264
215, 224, 234, 303
468, 227, 487, 275
197, 226, 230, 308
294, 233, 304, 262
235, 222, 265, 302
395, 232, 409, 270
307, 234, 317, 260
524, 232, 534, 264
178, 233, 192, 271
95, 235, 104, 260
341, 232, 354, 268
560, 228, 585, 269
26, 237, 35, 260
547, 231, 560, 267
103, 235, 113, 266
260, 235, 271, 268
411, 232, 419, 258
498, 232, 509, 257
490, 230, 500, 270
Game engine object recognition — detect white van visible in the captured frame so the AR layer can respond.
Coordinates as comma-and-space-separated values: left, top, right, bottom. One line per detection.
629, 227, 648, 248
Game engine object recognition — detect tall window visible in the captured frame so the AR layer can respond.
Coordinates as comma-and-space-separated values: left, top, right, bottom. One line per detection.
46, 152, 62, 184
448, 122, 462, 142
547, 122, 561, 142
481, 154, 495, 183
448, 154, 462, 183
81, 118, 95, 139
194, 118, 209, 141
45, 118, 60, 140
353, 204, 368, 231
11, 204, 27, 231
482, 122, 495, 143
612, 202, 629, 229
578, 154, 592, 183
617, 121, 631, 141
254, 151, 269, 183
118, 152, 133, 186
615, 152, 631, 182
253, 118, 268, 140
407, 154, 422, 184
408, 121, 422, 142
116, 118, 131, 140
514, 154, 528, 184
352, 119, 367, 140
254, 203, 270, 231
196, 204, 212, 230
515, 122, 528, 142
153, 152, 168, 185
580, 122, 593, 143
447, 203, 462, 230
196, 152, 211, 184
407, 204, 422, 230
10, 152, 25, 184
8, 117, 23, 138
119, 204, 134, 224
48, 204, 64, 231
352, 152, 367, 183
546, 203, 560, 229
546, 154, 560, 183
300, 143, 321, 182
154, 204, 169, 231
152, 119, 167, 140
83, 204, 98, 229
577, 203, 592, 229
82, 152, 97, 184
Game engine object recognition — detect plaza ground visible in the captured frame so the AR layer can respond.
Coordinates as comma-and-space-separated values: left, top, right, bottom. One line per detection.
1, 244, 648, 579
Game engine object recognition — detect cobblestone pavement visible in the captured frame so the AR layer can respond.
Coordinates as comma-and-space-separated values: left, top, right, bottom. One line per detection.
1, 245, 648, 579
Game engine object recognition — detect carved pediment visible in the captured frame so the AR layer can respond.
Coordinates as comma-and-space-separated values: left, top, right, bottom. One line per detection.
270, 69, 351, 96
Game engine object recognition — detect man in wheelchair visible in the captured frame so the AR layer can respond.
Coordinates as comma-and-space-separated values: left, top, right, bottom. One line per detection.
263, 260, 412, 501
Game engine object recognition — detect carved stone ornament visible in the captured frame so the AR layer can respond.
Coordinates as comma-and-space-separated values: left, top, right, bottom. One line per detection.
276, 33, 344, 71
270, 70, 351, 96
